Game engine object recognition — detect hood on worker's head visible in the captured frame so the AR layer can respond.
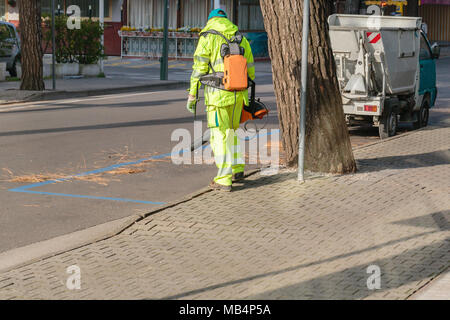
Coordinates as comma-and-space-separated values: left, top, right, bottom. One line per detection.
208, 8, 228, 20
202, 12, 238, 37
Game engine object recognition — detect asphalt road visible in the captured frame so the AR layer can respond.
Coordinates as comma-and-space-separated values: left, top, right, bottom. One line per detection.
0, 68, 277, 253
0, 57, 448, 253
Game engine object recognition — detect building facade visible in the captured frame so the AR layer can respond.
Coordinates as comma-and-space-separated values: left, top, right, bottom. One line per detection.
333, 0, 450, 43
419, 0, 450, 44
0, 0, 267, 57
1, 1, 448, 57
121, 0, 268, 58
125, 0, 264, 32
0, 0, 125, 55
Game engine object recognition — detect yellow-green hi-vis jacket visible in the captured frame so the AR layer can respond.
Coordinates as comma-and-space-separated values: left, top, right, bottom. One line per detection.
189, 17, 255, 108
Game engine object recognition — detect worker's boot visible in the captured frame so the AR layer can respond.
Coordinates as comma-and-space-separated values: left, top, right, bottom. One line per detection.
209, 181, 232, 192
232, 172, 244, 183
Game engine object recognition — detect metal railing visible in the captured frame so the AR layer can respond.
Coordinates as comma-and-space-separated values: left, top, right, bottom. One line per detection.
120, 32, 199, 59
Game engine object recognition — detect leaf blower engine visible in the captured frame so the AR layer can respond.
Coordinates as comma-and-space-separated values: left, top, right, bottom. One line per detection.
240, 79, 269, 132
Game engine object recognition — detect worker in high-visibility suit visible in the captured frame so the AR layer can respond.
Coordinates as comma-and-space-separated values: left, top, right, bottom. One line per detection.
187, 8, 255, 192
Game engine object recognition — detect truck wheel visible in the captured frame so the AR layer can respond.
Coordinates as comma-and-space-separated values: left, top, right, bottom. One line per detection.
379, 108, 397, 139
413, 98, 430, 129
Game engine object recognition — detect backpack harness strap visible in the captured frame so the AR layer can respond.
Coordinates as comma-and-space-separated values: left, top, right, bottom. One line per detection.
198, 30, 245, 91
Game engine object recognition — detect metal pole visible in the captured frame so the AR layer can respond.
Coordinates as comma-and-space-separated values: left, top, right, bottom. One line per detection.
99, 0, 104, 73
160, 0, 169, 80
298, 0, 310, 182
51, 0, 56, 90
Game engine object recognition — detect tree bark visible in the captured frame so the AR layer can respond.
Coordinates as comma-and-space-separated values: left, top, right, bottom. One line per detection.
344, 0, 361, 14
260, 0, 356, 174
19, 0, 45, 91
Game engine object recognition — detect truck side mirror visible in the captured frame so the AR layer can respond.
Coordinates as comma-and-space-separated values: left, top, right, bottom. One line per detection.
431, 43, 440, 59
421, 23, 428, 34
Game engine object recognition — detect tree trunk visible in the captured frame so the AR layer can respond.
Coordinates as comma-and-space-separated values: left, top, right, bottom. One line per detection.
19, 0, 45, 91
344, 0, 361, 14
260, 0, 356, 174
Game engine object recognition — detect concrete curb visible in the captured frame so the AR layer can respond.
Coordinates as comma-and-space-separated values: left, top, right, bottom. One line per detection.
135, 168, 261, 221
0, 81, 189, 106
0, 215, 141, 273
407, 266, 449, 300
0, 169, 260, 274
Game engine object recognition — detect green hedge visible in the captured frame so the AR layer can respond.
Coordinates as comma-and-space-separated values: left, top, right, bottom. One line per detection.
44, 15, 105, 64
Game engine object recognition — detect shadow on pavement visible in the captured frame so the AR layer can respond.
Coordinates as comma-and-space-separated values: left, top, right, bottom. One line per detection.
0, 115, 207, 137
392, 210, 449, 231
158, 211, 448, 299
0, 98, 188, 114
232, 171, 294, 192
244, 237, 449, 299
0, 109, 281, 137
357, 149, 450, 172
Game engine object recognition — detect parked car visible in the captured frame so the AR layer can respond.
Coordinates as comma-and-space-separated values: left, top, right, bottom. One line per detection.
0, 21, 20, 77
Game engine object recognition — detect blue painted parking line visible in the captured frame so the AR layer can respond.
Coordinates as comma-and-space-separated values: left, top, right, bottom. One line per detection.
8, 150, 177, 205
8, 129, 279, 204
10, 190, 166, 205
9, 151, 174, 192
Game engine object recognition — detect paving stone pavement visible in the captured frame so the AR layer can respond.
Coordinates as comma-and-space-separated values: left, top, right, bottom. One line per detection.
0, 126, 449, 300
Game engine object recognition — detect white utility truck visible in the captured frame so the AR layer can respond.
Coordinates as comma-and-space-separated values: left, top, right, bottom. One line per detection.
328, 14, 440, 139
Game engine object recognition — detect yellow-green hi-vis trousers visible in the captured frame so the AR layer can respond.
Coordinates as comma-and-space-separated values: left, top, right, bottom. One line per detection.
206, 99, 245, 187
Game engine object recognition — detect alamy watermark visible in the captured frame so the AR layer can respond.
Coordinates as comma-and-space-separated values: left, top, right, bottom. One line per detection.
366, 265, 381, 290
66, 5, 81, 30
66, 265, 81, 290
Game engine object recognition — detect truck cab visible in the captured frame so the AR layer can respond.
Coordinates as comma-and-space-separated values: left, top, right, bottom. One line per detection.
416, 30, 439, 128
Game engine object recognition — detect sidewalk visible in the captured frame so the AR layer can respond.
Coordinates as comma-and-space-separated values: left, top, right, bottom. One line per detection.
0, 55, 195, 105
0, 122, 448, 299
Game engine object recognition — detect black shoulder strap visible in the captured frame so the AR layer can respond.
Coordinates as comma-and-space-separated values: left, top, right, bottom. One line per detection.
200, 29, 231, 46
233, 32, 243, 44
201, 30, 243, 56
200, 30, 242, 44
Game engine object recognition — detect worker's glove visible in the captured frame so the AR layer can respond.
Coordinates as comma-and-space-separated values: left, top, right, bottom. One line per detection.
186, 94, 197, 114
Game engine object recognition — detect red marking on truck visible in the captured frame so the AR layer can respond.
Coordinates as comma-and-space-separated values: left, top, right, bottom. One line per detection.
370, 34, 381, 43
367, 32, 381, 44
